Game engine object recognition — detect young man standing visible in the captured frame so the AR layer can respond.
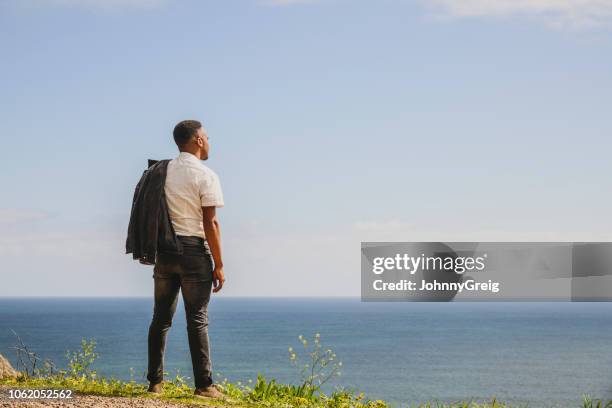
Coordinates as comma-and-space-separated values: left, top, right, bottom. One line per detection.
146, 120, 225, 398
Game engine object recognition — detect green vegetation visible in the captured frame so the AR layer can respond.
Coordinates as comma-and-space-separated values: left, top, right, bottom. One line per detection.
582, 397, 612, 408
2, 333, 384, 407
0, 333, 609, 408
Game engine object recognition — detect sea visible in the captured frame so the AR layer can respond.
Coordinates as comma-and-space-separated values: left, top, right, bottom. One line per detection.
1, 298, 611, 407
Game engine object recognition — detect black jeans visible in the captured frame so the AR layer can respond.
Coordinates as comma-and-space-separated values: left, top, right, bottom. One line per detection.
147, 236, 214, 389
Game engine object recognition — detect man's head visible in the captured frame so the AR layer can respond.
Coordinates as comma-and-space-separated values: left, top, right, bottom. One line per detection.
173, 120, 209, 160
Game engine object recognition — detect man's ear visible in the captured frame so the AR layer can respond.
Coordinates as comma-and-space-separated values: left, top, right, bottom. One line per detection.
196, 136, 204, 147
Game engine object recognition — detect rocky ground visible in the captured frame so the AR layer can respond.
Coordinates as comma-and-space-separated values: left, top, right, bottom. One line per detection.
0, 387, 223, 408
0, 355, 18, 380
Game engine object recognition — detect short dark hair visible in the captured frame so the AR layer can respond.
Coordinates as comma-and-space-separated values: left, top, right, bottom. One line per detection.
173, 120, 202, 146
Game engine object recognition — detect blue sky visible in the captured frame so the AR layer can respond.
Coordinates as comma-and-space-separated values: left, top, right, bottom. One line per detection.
1, 0, 612, 296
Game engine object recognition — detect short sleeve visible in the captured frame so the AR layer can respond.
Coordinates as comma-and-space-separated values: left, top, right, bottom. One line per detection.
199, 171, 224, 208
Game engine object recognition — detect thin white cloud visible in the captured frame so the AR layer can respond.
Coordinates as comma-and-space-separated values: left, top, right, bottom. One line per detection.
0, 209, 50, 224
261, 0, 318, 6
2, 0, 166, 11
353, 219, 415, 233
425, 0, 612, 29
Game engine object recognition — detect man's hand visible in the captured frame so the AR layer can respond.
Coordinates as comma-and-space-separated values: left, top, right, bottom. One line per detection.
212, 266, 225, 293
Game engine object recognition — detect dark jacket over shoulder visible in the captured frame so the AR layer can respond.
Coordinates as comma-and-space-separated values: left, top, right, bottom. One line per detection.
126, 159, 183, 265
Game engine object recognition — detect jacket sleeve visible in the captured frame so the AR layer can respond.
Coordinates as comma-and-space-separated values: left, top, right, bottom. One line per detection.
125, 170, 147, 254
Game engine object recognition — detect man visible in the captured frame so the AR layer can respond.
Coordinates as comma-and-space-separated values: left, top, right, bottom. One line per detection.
146, 120, 225, 398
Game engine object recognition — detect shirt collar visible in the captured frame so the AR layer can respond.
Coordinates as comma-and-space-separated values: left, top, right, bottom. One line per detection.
177, 151, 202, 164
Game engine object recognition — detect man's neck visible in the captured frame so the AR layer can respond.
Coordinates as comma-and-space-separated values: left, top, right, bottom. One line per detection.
179, 150, 201, 160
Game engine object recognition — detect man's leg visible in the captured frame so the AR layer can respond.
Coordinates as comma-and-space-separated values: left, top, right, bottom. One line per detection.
180, 275, 214, 389
147, 269, 180, 386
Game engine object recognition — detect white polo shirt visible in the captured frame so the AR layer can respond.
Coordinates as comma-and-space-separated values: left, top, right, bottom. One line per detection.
164, 152, 224, 239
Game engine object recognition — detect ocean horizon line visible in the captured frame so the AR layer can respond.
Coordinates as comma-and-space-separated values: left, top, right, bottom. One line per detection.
0, 295, 361, 300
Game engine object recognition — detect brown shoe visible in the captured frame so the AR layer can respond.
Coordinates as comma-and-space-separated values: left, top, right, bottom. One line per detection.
148, 382, 163, 394
194, 384, 224, 399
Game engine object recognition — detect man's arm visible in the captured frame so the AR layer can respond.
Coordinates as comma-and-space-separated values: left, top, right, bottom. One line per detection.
203, 206, 224, 293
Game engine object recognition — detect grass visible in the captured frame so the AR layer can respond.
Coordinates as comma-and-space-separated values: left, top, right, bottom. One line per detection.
2, 335, 391, 407
4, 372, 612, 408
0, 373, 389, 408
2, 335, 611, 408
0, 374, 234, 407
